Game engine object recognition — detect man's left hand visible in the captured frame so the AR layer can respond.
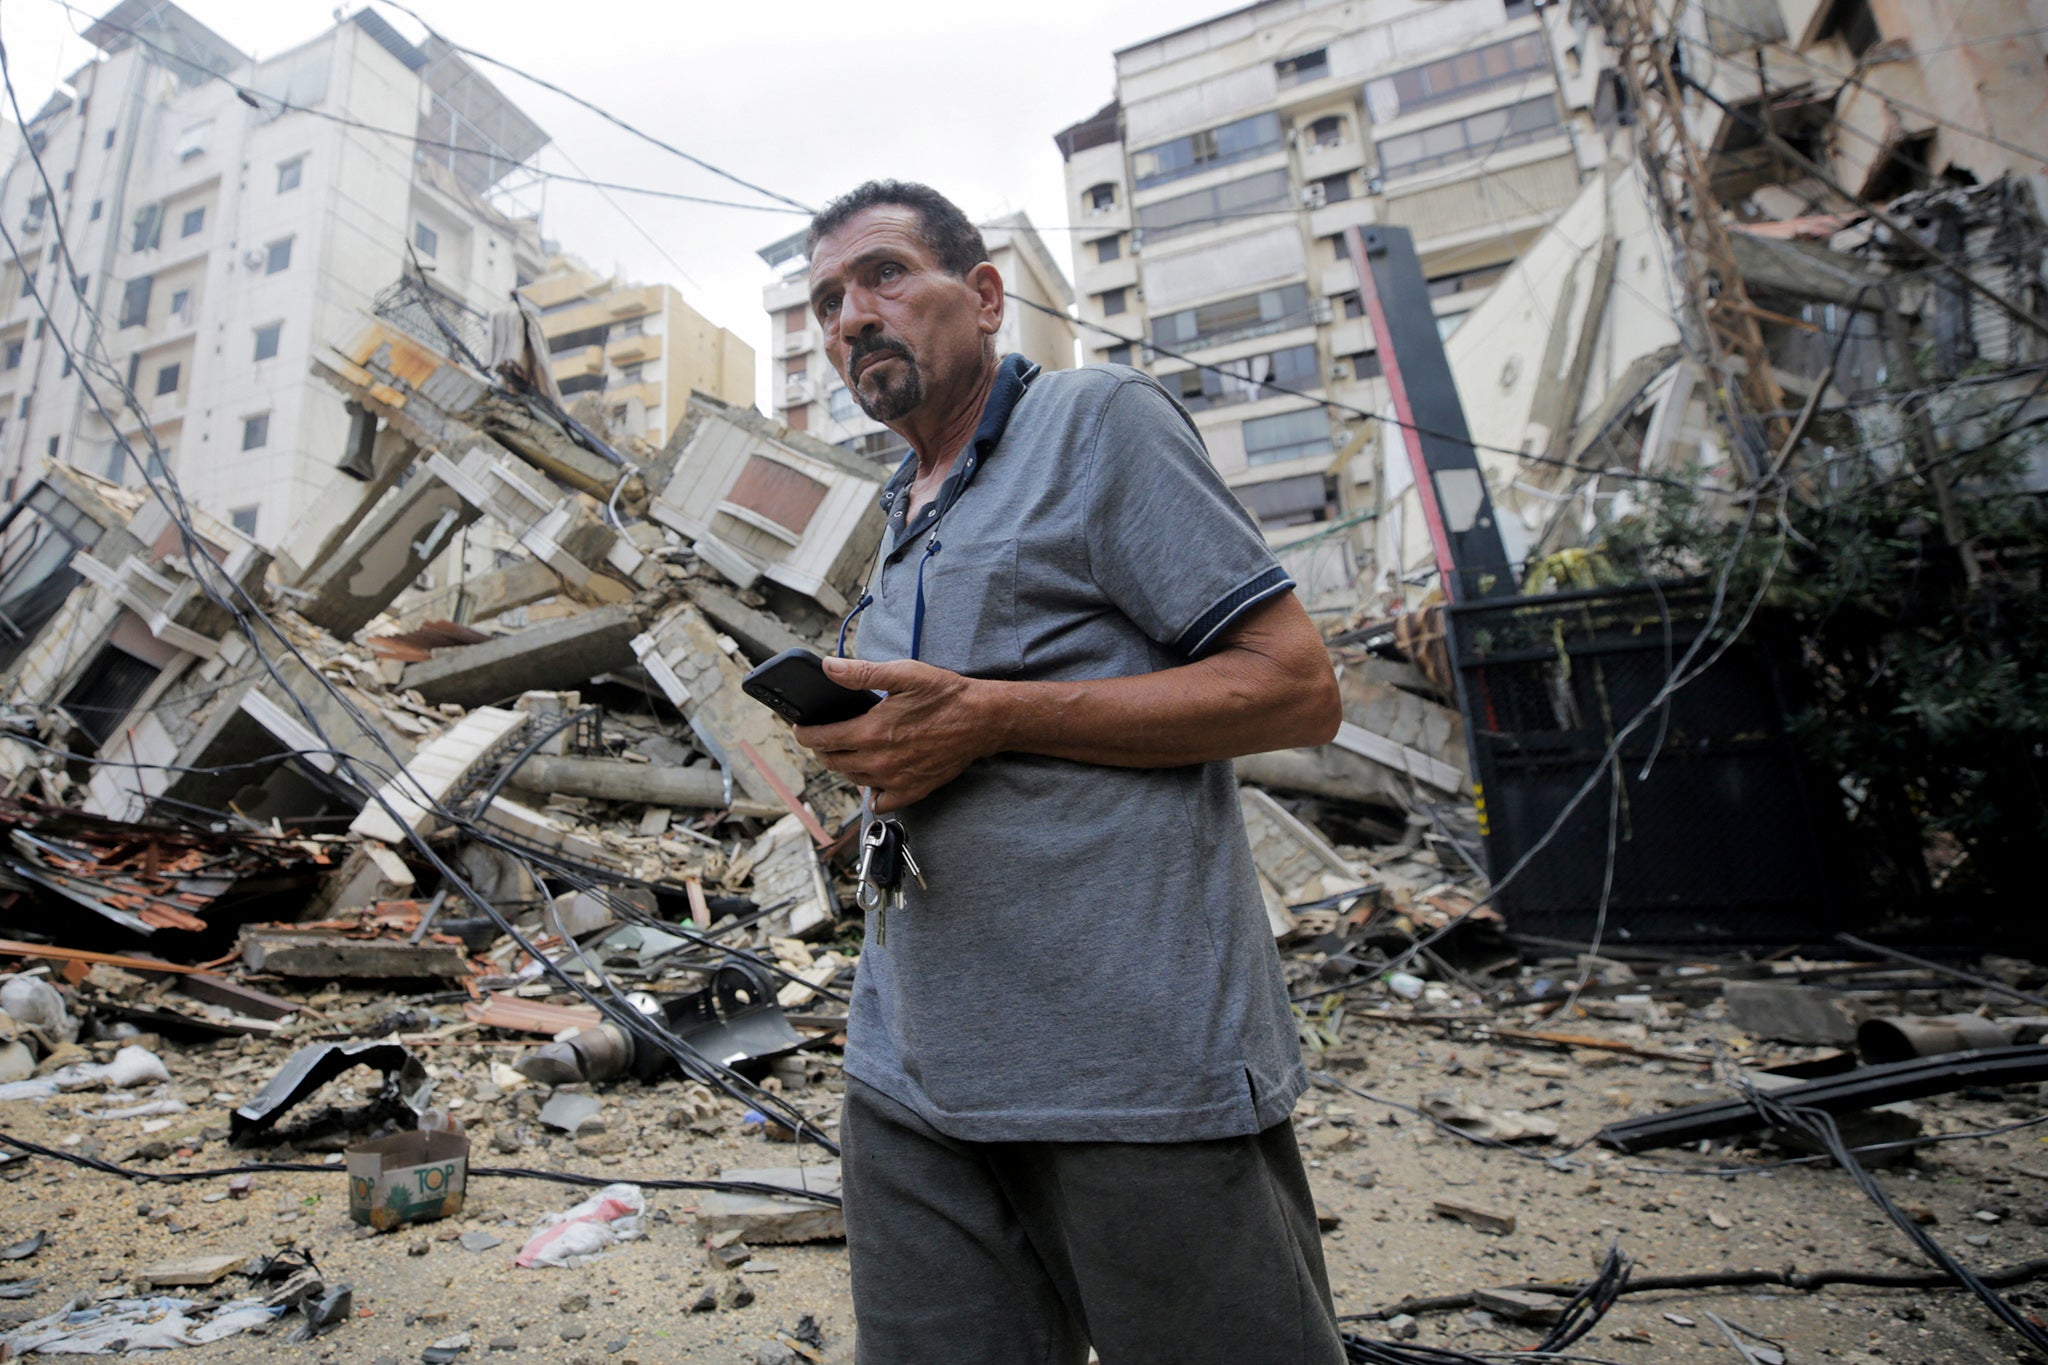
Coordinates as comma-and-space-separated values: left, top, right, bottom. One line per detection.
793, 657, 996, 814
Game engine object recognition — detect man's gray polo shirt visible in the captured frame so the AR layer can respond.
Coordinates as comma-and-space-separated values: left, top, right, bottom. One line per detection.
843, 354, 1309, 1144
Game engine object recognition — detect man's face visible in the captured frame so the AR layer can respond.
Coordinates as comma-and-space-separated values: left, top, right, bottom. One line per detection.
810, 205, 990, 425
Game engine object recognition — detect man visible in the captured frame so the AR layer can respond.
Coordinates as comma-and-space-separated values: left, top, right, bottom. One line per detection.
792, 180, 1346, 1364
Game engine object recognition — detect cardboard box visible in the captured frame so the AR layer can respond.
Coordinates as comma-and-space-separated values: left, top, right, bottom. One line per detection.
346, 1129, 469, 1231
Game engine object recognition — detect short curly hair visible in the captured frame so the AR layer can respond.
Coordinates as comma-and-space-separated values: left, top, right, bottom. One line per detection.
805, 180, 988, 279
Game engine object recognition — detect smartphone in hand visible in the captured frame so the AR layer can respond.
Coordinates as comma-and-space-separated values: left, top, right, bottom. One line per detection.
740, 648, 884, 726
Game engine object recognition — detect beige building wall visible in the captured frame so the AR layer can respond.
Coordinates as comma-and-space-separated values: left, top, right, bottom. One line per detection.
523, 255, 754, 446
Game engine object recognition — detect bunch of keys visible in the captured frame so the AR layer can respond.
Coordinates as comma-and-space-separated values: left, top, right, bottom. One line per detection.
854, 818, 924, 944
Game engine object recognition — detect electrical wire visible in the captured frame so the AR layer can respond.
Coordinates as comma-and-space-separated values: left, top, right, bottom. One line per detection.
1735, 1072, 2048, 1350
366, 0, 815, 215
0, 1129, 840, 1203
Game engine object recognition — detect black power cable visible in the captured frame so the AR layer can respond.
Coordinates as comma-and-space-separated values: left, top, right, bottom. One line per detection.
0, 1130, 839, 1204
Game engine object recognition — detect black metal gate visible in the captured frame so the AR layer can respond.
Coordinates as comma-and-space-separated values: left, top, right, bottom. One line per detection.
1449, 581, 1832, 946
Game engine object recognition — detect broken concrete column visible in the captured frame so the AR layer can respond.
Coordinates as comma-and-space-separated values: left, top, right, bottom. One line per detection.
631, 603, 810, 808
690, 584, 810, 664
276, 426, 424, 587
295, 469, 481, 639
507, 754, 731, 809
399, 604, 645, 708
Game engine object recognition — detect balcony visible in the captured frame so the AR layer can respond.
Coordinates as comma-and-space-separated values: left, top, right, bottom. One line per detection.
782, 376, 816, 408
607, 332, 660, 365
605, 285, 659, 319
775, 328, 816, 358
551, 345, 604, 380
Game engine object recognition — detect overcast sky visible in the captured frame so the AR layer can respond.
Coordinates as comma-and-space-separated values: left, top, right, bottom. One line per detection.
4, 0, 1230, 410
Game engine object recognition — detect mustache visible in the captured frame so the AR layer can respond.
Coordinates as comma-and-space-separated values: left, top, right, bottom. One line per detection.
849, 336, 913, 376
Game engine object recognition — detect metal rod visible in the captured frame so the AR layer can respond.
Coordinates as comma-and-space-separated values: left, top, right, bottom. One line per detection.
1836, 933, 2048, 1013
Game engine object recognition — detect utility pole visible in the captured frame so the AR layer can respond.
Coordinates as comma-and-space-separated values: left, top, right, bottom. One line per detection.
1604, 0, 1788, 476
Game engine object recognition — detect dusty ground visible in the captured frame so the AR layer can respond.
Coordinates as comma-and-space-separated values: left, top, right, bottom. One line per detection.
2, 1004, 2046, 1364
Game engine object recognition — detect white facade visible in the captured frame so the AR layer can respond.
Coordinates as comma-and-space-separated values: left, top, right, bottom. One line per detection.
0, 4, 546, 547
758, 211, 1078, 466
1054, 0, 1606, 603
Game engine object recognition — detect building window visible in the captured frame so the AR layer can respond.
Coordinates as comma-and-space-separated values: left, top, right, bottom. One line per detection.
264, 238, 292, 274
558, 374, 605, 396
1099, 287, 1128, 317
1131, 111, 1285, 190
1135, 167, 1293, 244
1308, 115, 1345, 150
277, 157, 303, 192
60, 645, 158, 751
1094, 235, 1121, 264
241, 414, 269, 450
1377, 96, 1563, 178
169, 288, 190, 320
1243, 408, 1334, 466
1151, 282, 1311, 351
126, 354, 140, 389
826, 385, 860, 423
1427, 264, 1509, 299
46, 437, 57, 459
180, 207, 205, 237
103, 129, 115, 149
785, 405, 808, 432
786, 353, 807, 376
1103, 344, 1133, 366
17, 270, 34, 299
618, 315, 644, 337
618, 362, 643, 384
3, 342, 19, 370
548, 324, 609, 354
1315, 173, 1353, 204
154, 363, 180, 396
413, 222, 438, 257
784, 306, 808, 334
725, 455, 829, 537
253, 323, 281, 361
1365, 34, 1550, 122
89, 200, 102, 222
1172, 343, 1321, 413
230, 506, 259, 537
1237, 472, 1334, 529
1276, 48, 1329, 88
1816, 0, 1880, 57
118, 275, 151, 328
1345, 351, 1385, 380
1084, 182, 1117, 213
131, 203, 162, 252
1339, 292, 1366, 319
1504, 0, 1537, 18
1326, 233, 1349, 261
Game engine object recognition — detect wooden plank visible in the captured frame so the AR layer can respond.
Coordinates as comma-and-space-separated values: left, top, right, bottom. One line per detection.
463, 992, 602, 1035
0, 939, 206, 974
134, 1255, 248, 1288
736, 740, 830, 847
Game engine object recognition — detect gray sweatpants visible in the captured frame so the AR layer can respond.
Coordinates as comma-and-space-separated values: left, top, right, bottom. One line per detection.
840, 1077, 1345, 1365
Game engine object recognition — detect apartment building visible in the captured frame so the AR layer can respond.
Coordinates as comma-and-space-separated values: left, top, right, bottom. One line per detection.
0, 2, 548, 547
1053, 0, 1605, 579
518, 254, 754, 448
758, 211, 1078, 466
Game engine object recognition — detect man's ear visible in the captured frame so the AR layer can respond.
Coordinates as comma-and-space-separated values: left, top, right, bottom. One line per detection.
970, 261, 1005, 336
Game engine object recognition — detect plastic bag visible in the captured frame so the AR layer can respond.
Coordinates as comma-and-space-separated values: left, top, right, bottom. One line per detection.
514, 1184, 646, 1268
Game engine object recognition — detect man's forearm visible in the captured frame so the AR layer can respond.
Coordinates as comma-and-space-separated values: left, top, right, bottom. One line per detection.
972, 592, 1341, 768
973, 649, 1337, 769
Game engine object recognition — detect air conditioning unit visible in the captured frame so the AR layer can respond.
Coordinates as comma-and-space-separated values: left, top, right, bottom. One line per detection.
1310, 298, 1334, 325
1301, 184, 1327, 209
242, 249, 264, 271
1329, 362, 1351, 382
